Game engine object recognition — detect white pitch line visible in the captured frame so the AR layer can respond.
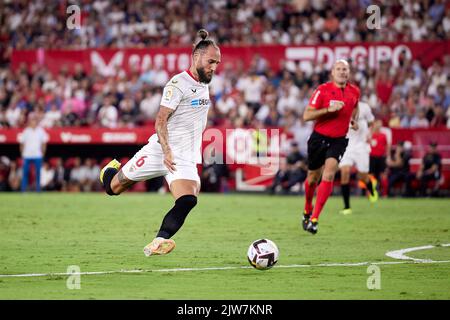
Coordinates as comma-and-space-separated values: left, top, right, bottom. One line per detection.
1, 243, 449, 279
1, 259, 450, 278
385, 243, 450, 262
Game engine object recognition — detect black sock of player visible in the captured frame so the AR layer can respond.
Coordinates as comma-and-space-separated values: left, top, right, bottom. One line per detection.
103, 168, 118, 195
157, 195, 197, 239
341, 183, 350, 209
366, 179, 374, 196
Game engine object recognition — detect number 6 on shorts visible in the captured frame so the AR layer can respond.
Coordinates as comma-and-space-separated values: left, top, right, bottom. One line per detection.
136, 156, 147, 167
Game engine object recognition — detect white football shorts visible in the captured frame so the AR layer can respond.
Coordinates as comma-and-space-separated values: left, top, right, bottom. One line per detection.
121, 136, 200, 189
339, 145, 370, 173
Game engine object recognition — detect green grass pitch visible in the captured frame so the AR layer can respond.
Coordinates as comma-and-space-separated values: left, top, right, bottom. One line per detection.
0, 193, 449, 300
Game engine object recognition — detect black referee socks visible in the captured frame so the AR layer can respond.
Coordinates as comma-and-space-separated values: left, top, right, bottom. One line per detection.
157, 195, 198, 239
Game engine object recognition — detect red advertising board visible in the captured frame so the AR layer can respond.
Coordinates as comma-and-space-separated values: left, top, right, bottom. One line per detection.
11, 41, 449, 77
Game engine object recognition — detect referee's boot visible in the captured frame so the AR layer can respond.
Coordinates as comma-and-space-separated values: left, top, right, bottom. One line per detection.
143, 237, 176, 256
302, 210, 312, 231
305, 218, 318, 235
100, 159, 121, 184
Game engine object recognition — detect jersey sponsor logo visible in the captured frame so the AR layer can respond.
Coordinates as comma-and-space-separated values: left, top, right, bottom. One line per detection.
191, 98, 210, 107
329, 100, 344, 107
191, 88, 197, 93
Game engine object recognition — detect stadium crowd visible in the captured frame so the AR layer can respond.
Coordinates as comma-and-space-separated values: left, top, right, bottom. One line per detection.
0, 0, 449, 196
1, 0, 449, 49
0, 50, 449, 148
0, 1, 449, 136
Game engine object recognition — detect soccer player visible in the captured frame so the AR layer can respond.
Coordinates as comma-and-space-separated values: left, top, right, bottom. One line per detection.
301, 59, 360, 234
99, 29, 221, 256
338, 101, 378, 216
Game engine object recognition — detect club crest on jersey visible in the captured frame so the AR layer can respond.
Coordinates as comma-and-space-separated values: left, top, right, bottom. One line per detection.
191, 98, 210, 108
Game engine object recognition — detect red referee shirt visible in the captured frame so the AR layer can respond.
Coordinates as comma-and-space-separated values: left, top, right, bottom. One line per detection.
308, 82, 360, 138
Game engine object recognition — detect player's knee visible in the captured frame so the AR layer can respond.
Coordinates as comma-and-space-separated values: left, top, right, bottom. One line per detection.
176, 195, 197, 210
322, 172, 336, 182
308, 172, 320, 184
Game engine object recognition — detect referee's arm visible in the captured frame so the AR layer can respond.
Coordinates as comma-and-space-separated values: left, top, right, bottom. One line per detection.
303, 103, 342, 122
303, 105, 329, 121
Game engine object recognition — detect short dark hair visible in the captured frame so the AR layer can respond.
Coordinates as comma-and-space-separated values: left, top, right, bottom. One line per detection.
192, 29, 218, 54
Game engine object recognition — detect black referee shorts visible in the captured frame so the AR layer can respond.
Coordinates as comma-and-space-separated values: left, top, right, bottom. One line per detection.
307, 131, 349, 171
369, 156, 386, 178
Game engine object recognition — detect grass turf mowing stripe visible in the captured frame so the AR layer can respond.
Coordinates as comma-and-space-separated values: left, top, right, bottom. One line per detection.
1, 259, 449, 278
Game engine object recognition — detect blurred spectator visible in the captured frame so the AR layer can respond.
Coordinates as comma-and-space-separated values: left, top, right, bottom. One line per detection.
416, 142, 442, 196
5, 100, 23, 127
285, 142, 308, 193
410, 109, 430, 128
201, 152, 229, 193
151, 65, 169, 88
434, 84, 450, 110
0, 157, 10, 191
78, 158, 101, 192
60, 103, 81, 127
18, 115, 49, 192
236, 70, 266, 113
8, 161, 21, 192
268, 157, 291, 195
386, 141, 414, 197
268, 142, 307, 195
40, 161, 55, 191
52, 158, 66, 191
67, 157, 83, 192
139, 89, 161, 121
430, 105, 447, 128
97, 95, 118, 128
40, 103, 62, 128
118, 93, 138, 127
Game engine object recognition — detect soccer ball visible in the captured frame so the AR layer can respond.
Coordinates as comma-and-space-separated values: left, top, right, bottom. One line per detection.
247, 239, 279, 270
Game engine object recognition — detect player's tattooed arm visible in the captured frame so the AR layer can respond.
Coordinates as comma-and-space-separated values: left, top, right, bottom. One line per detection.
156, 106, 177, 173
155, 106, 174, 154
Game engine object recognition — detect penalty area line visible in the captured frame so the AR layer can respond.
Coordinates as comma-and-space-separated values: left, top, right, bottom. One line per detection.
0, 259, 449, 278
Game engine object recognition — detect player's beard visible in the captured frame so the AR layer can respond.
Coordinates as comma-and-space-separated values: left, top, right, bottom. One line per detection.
197, 67, 213, 84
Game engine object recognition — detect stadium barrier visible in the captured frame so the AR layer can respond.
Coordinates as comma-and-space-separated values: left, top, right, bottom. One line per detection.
1, 126, 449, 193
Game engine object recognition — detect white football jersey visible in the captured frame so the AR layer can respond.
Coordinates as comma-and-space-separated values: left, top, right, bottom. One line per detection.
346, 101, 375, 150
153, 70, 210, 164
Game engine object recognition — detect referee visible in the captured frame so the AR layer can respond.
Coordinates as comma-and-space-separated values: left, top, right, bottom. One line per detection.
302, 60, 360, 234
